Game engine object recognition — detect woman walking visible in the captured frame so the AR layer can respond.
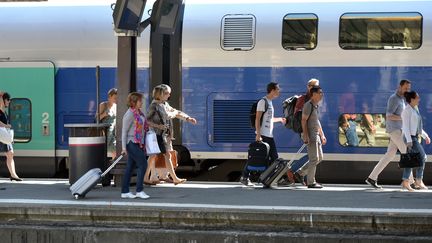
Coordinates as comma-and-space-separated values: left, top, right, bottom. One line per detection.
145, 84, 197, 185
121, 92, 150, 199
401, 91, 430, 191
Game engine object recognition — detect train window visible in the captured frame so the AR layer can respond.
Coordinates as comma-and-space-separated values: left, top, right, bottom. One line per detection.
282, 13, 318, 51
338, 114, 389, 147
221, 14, 256, 51
339, 12, 422, 50
8, 98, 32, 143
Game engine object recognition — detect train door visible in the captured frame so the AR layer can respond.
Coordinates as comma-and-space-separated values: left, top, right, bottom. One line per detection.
0, 61, 56, 177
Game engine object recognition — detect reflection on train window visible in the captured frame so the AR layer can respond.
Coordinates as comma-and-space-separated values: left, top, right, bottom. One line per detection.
282, 13, 318, 51
339, 12, 422, 50
9, 98, 32, 143
338, 113, 389, 147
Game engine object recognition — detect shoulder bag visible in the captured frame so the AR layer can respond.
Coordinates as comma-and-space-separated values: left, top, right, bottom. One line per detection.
399, 149, 422, 168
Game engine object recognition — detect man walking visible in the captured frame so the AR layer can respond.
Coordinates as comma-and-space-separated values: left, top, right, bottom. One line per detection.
365, 80, 411, 189
279, 78, 319, 186
240, 82, 286, 186
297, 86, 326, 188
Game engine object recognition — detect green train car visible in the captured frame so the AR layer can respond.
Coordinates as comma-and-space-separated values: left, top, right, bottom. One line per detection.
0, 62, 56, 177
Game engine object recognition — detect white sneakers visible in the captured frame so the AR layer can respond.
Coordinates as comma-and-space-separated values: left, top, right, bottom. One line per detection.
121, 191, 150, 199
121, 192, 136, 199
136, 191, 150, 199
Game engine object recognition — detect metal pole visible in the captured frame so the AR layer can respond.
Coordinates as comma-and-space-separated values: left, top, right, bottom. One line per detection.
96, 65, 100, 124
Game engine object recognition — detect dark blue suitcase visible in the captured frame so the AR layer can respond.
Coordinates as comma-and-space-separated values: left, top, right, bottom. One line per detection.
246, 141, 270, 171
290, 154, 309, 173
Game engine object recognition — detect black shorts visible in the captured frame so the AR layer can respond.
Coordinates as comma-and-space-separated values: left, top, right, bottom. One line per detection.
0, 142, 12, 152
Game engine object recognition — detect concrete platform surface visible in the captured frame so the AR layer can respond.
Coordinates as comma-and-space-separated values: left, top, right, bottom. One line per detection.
0, 179, 432, 242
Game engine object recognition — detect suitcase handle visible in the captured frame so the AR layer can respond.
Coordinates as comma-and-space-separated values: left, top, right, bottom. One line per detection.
101, 154, 124, 177
287, 143, 307, 165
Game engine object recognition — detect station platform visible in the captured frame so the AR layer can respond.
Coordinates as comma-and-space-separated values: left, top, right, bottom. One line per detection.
0, 179, 431, 242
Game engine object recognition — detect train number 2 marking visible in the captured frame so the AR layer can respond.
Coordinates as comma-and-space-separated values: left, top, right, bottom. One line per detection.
42, 112, 50, 124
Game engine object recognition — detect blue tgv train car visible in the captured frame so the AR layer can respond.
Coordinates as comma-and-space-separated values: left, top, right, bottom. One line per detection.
1, 0, 431, 183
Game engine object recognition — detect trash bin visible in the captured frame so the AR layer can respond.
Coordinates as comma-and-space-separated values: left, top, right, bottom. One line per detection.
64, 123, 110, 185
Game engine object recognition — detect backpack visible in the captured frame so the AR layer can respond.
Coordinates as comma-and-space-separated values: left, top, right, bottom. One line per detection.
283, 95, 307, 133
249, 98, 269, 128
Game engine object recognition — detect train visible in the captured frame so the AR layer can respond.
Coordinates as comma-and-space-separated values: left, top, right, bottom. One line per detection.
1, 0, 431, 183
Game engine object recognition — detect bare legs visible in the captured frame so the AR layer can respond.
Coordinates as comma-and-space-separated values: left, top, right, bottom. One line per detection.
6, 151, 20, 179
144, 152, 185, 185
144, 155, 159, 184
163, 151, 186, 185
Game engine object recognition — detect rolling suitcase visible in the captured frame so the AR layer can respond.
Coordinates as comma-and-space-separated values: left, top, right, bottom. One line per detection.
246, 141, 270, 171
70, 154, 123, 199
259, 144, 307, 188
290, 154, 309, 173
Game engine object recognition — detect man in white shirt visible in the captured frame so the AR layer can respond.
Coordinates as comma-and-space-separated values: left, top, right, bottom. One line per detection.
241, 82, 286, 186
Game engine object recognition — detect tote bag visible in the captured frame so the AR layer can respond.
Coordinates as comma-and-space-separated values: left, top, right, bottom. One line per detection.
0, 127, 13, 144
145, 129, 161, 155
155, 150, 178, 168
399, 149, 422, 168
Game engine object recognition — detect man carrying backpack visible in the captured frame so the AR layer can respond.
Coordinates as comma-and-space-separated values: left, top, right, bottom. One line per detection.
240, 82, 286, 186
298, 86, 326, 188
279, 78, 319, 186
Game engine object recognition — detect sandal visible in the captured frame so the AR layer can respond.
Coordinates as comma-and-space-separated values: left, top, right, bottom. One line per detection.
144, 180, 160, 185
159, 177, 174, 183
174, 178, 187, 185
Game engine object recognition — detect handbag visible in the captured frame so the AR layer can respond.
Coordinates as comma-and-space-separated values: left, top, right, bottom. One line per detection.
0, 127, 13, 144
399, 149, 422, 168
145, 129, 161, 155
155, 150, 178, 168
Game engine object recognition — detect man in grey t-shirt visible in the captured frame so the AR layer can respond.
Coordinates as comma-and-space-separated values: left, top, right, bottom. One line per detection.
297, 86, 326, 188
366, 80, 411, 189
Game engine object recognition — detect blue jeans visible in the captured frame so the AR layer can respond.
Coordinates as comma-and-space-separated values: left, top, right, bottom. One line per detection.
121, 142, 147, 193
402, 136, 426, 180
345, 121, 359, 146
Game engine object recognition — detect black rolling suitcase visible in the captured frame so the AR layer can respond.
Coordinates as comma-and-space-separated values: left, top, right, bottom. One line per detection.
246, 141, 270, 171
259, 144, 307, 188
70, 154, 123, 199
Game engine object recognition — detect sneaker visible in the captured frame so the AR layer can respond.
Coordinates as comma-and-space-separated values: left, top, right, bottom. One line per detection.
365, 177, 382, 189
240, 177, 254, 186
136, 191, 150, 199
307, 183, 323, 189
277, 177, 294, 187
121, 192, 136, 199
294, 172, 306, 186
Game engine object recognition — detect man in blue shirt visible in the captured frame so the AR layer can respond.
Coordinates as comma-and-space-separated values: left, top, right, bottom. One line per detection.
366, 80, 411, 189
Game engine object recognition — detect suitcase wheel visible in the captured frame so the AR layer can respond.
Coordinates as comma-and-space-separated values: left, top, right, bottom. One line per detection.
73, 193, 82, 200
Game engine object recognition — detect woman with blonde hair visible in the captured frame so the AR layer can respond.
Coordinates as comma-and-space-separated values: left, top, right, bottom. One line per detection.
145, 84, 197, 185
